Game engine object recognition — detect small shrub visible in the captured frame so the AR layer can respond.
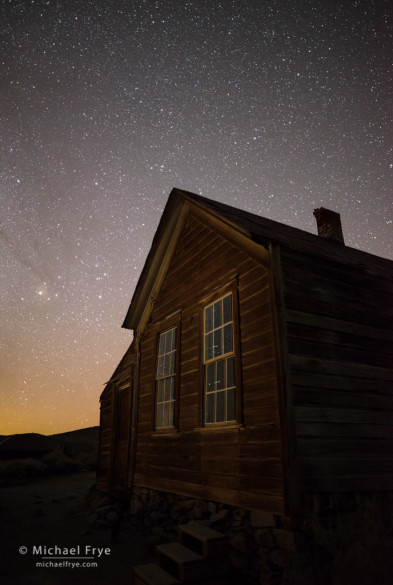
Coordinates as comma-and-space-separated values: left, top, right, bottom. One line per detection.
40, 451, 80, 474
0, 449, 96, 485
76, 451, 98, 471
0, 458, 45, 485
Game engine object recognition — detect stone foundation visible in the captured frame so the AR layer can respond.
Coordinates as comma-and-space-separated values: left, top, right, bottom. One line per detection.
129, 487, 319, 584
129, 487, 393, 585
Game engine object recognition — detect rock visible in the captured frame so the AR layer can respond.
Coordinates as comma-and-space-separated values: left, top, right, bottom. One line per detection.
258, 548, 269, 561
273, 529, 304, 552
251, 510, 276, 528
230, 534, 248, 553
105, 510, 119, 524
152, 525, 164, 539
87, 512, 98, 526
255, 529, 276, 547
130, 498, 142, 515
190, 501, 207, 520
269, 549, 286, 567
177, 499, 195, 512
210, 509, 229, 523
232, 508, 247, 527
97, 505, 113, 516
229, 553, 246, 569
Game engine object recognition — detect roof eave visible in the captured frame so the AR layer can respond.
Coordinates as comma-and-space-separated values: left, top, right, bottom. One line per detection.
121, 188, 189, 332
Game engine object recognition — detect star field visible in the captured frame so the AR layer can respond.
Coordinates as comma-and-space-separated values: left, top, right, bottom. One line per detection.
1, 0, 392, 434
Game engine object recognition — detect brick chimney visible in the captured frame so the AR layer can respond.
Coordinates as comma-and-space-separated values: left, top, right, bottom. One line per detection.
313, 208, 345, 245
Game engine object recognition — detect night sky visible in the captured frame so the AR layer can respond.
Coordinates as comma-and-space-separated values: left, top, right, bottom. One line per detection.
1, 0, 391, 434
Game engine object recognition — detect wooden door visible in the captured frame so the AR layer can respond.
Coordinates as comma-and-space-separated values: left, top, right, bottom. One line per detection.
112, 381, 132, 488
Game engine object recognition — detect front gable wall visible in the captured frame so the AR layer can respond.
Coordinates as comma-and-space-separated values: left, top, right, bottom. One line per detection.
134, 213, 287, 513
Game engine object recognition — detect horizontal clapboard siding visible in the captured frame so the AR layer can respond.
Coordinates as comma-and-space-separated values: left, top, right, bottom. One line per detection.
280, 246, 393, 493
134, 213, 286, 513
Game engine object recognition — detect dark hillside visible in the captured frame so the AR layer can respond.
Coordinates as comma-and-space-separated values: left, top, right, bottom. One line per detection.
50, 426, 99, 456
0, 427, 99, 484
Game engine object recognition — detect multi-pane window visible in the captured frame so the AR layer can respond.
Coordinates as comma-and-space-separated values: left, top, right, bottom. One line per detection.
203, 294, 236, 424
155, 327, 177, 428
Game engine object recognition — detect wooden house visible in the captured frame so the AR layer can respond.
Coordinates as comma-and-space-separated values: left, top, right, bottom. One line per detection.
97, 188, 393, 581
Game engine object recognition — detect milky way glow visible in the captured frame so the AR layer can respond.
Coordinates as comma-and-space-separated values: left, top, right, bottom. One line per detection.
1, 0, 391, 434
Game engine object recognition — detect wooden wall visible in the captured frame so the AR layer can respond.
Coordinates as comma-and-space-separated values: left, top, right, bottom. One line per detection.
279, 246, 393, 496
97, 383, 115, 491
97, 348, 135, 491
132, 212, 287, 514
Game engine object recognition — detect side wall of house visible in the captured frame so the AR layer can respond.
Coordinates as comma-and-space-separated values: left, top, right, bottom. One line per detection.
132, 212, 287, 514
279, 245, 393, 496
97, 351, 135, 491
97, 383, 115, 491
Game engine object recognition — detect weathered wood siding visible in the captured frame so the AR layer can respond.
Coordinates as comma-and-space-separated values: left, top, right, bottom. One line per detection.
133, 212, 287, 513
279, 246, 393, 494
113, 383, 132, 488
97, 347, 135, 491
97, 383, 115, 490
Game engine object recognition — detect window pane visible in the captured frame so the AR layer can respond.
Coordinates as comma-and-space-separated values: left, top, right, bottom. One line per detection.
205, 332, 213, 361
164, 354, 170, 377
206, 363, 216, 393
168, 377, 175, 400
168, 402, 174, 426
216, 359, 225, 390
164, 378, 169, 402
205, 305, 213, 333
224, 323, 233, 354
227, 388, 236, 420
216, 390, 225, 422
156, 404, 164, 428
213, 329, 222, 357
223, 295, 232, 324
203, 294, 236, 425
165, 329, 172, 353
171, 328, 177, 350
227, 357, 235, 388
157, 379, 165, 403
163, 403, 169, 427
206, 393, 215, 423
169, 351, 176, 375
156, 355, 164, 378
155, 328, 177, 428
159, 334, 165, 356
214, 299, 222, 328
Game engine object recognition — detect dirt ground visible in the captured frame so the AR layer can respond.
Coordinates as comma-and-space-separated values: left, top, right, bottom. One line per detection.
0, 472, 155, 585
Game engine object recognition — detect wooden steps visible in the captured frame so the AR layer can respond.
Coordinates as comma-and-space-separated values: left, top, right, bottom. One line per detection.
157, 542, 204, 581
132, 522, 230, 584
178, 521, 227, 558
133, 563, 180, 585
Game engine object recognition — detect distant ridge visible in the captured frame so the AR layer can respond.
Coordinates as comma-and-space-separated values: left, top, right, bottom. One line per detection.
50, 426, 99, 442
0, 426, 99, 440
0, 427, 99, 460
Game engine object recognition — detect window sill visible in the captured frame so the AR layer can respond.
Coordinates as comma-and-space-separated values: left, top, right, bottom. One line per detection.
151, 427, 178, 436
193, 422, 243, 432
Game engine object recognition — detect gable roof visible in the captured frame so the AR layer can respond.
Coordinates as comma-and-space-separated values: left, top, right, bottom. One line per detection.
122, 188, 393, 333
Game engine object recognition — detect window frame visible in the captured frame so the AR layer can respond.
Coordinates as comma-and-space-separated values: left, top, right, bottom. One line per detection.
153, 317, 181, 432
199, 280, 242, 428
